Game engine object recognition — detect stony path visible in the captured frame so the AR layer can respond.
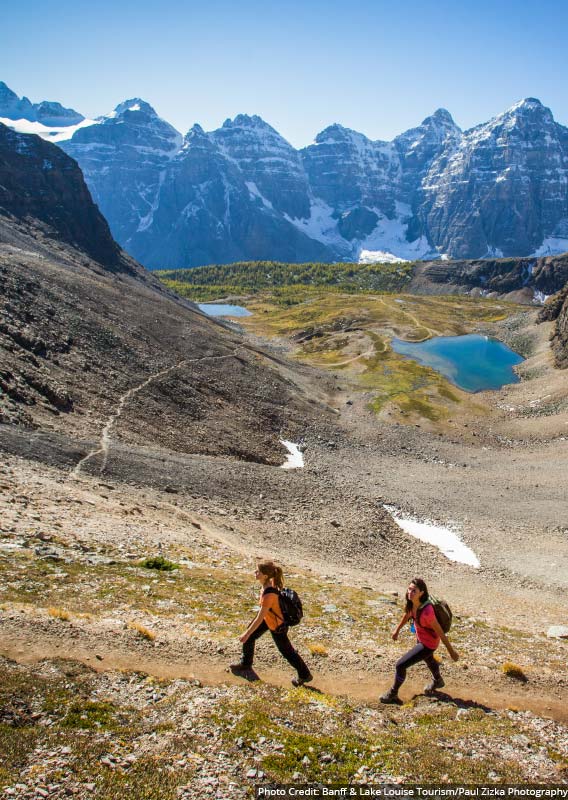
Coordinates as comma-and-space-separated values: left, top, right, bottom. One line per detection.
71, 352, 240, 478
1, 632, 567, 724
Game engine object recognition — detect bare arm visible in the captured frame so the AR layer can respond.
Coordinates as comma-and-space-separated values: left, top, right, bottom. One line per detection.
239, 604, 269, 643
430, 617, 459, 661
392, 610, 412, 641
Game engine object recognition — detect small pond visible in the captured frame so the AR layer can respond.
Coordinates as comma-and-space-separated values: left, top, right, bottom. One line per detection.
198, 303, 252, 317
391, 333, 524, 392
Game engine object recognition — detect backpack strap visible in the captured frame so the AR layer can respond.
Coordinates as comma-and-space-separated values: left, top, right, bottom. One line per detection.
416, 599, 433, 626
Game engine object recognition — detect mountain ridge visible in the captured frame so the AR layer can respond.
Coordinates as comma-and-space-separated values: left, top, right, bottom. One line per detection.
3, 81, 568, 268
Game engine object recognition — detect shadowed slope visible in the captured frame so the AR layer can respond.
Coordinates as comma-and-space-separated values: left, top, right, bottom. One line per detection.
0, 125, 334, 465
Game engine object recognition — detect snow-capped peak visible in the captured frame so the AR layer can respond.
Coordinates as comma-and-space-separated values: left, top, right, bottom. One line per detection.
493, 97, 554, 126
424, 108, 459, 130
313, 123, 375, 147
221, 113, 277, 133
510, 97, 544, 113
182, 123, 215, 151
430, 107, 455, 122
111, 98, 158, 118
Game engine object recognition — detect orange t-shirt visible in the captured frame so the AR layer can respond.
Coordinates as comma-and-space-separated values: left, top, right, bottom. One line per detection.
261, 587, 284, 631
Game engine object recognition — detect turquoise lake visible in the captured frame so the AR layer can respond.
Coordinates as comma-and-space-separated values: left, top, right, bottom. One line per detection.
391, 334, 524, 392
198, 303, 252, 317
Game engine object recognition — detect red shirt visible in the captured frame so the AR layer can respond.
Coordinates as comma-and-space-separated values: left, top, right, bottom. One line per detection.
413, 603, 440, 650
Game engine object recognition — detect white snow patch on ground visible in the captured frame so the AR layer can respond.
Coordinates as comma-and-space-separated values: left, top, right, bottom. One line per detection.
531, 237, 568, 257
384, 505, 480, 568
0, 116, 98, 142
280, 440, 304, 469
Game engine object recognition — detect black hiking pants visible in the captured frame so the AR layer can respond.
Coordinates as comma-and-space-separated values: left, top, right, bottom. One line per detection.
395, 643, 441, 687
242, 620, 311, 679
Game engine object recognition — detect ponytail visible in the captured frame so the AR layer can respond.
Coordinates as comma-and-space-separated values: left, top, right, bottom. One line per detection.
257, 560, 284, 589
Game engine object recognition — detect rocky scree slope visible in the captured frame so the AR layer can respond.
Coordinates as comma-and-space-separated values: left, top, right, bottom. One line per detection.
0, 125, 334, 464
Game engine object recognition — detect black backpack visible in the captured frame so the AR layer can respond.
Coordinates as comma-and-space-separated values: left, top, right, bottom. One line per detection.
264, 586, 303, 627
418, 596, 453, 633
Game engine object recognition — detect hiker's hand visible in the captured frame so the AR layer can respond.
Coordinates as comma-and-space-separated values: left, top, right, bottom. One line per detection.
450, 648, 459, 662
239, 633, 249, 644
391, 630, 399, 641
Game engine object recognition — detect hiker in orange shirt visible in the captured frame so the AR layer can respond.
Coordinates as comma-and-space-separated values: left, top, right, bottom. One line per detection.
381, 577, 459, 705
230, 560, 313, 687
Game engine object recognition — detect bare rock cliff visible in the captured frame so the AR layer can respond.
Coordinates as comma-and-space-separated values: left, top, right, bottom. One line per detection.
538, 283, 568, 368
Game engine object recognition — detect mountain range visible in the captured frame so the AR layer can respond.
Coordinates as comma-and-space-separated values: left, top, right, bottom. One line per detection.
2, 82, 568, 269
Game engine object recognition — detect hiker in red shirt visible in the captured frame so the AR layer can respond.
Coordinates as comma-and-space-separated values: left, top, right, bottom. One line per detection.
230, 560, 313, 687
381, 577, 459, 705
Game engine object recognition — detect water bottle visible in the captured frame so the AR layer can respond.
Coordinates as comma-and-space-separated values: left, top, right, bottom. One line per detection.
409, 619, 416, 633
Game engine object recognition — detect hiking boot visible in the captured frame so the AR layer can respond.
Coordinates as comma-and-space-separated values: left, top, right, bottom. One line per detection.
379, 688, 402, 705
424, 676, 445, 695
229, 663, 252, 676
291, 672, 313, 687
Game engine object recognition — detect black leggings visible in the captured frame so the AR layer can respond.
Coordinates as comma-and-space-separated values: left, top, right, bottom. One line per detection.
242, 621, 311, 679
395, 643, 441, 686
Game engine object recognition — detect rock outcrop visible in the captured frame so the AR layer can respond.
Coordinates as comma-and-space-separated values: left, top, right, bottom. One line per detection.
410, 252, 568, 297
0, 122, 120, 267
538, 282, 568, 368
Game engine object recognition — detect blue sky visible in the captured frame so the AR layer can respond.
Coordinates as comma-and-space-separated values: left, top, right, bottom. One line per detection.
2, 0, 567, 147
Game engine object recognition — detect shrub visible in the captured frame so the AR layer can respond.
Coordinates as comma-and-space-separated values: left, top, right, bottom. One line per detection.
502, 662, 528, 682
308, 643, 329, 657
128, 622, 156, 641
139, 555, 178, 571
48, 607, 70, 621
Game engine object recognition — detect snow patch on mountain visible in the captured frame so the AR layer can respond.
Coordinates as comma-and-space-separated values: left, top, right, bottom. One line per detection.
285, 198, 350, 254
531, 237, 568, 257
286, 197, 432, 262
533, 290, 551, 304
0, 116, 97, 142
136, 170, 168, 232
355, 202, 432, 261
358, 250, 408, 264
246, 181, 274, 210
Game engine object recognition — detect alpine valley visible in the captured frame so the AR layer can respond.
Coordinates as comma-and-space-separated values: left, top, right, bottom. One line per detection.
1, 78, 568, 792
3, 81, 568, 268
